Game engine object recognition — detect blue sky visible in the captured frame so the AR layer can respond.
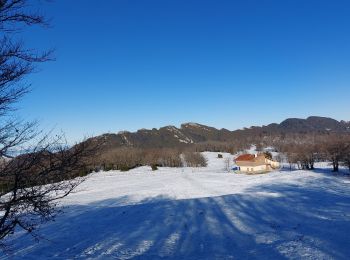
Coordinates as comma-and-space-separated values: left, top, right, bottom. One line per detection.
19, 0, 350, 142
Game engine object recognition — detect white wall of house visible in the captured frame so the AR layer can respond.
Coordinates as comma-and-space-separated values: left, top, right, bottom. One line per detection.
239, 165, 267, 173
267, 159, 280, 168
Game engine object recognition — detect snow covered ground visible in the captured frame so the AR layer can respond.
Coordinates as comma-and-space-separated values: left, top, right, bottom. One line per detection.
2, 152, 350, 259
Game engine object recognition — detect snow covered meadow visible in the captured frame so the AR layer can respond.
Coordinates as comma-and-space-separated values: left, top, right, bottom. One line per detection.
2, 152, 350, 259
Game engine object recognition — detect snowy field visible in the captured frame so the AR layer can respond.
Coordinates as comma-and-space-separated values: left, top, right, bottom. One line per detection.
2, 152, 350, 259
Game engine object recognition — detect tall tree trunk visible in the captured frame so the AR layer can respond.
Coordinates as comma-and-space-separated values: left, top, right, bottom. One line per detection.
332, 160, 339, 172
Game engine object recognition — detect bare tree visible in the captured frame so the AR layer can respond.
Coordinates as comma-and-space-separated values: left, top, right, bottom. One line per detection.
0, 0, 98, 245
224, 157, 231, 172
0, 136, 96, 242
322, 136, 347, 172
342, 143, 350, 172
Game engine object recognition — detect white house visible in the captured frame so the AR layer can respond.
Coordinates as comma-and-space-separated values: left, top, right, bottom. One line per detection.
234, 153, 279, 174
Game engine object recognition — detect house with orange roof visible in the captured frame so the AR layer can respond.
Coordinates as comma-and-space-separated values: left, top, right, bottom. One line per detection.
234, 153, 280, 174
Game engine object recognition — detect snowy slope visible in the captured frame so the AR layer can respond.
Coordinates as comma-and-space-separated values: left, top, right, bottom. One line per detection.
2, 153, 350, 259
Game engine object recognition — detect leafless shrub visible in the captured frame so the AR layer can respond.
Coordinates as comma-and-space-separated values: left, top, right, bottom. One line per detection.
155, 148, 182, 167
98, 147, 143, 171
183, 151, 207, 167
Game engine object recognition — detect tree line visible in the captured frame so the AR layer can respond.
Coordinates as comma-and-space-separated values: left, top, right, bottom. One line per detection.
92, 147, 207, 172
259, 133, 350, 172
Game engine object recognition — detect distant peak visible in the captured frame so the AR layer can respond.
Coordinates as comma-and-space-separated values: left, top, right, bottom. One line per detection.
138, 128, 150, 131
118, 131, 130, 135
182, 122, 201, 127
164, 125, 178, 129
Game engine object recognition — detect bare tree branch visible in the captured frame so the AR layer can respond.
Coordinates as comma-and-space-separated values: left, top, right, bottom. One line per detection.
0, 0, 100, 248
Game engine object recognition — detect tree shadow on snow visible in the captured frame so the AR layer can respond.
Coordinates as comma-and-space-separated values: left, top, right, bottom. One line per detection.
2, 177, 350, 260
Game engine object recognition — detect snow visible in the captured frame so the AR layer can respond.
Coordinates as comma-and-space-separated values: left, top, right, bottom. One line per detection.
167, 126, 194, 144
183, 122, 201, 127
2, 152, 350, 259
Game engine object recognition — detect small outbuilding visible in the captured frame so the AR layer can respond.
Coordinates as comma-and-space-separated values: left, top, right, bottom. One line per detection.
234, 153, 279, 174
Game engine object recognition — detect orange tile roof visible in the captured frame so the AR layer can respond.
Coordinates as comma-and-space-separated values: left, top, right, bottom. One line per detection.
235, 154, 255, 161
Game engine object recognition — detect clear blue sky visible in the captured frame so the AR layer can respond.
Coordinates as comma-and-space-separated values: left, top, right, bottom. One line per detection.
19, 0, 350, 142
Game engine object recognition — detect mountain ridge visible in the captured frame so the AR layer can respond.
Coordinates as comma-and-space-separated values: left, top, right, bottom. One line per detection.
87, 116, 350, 150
